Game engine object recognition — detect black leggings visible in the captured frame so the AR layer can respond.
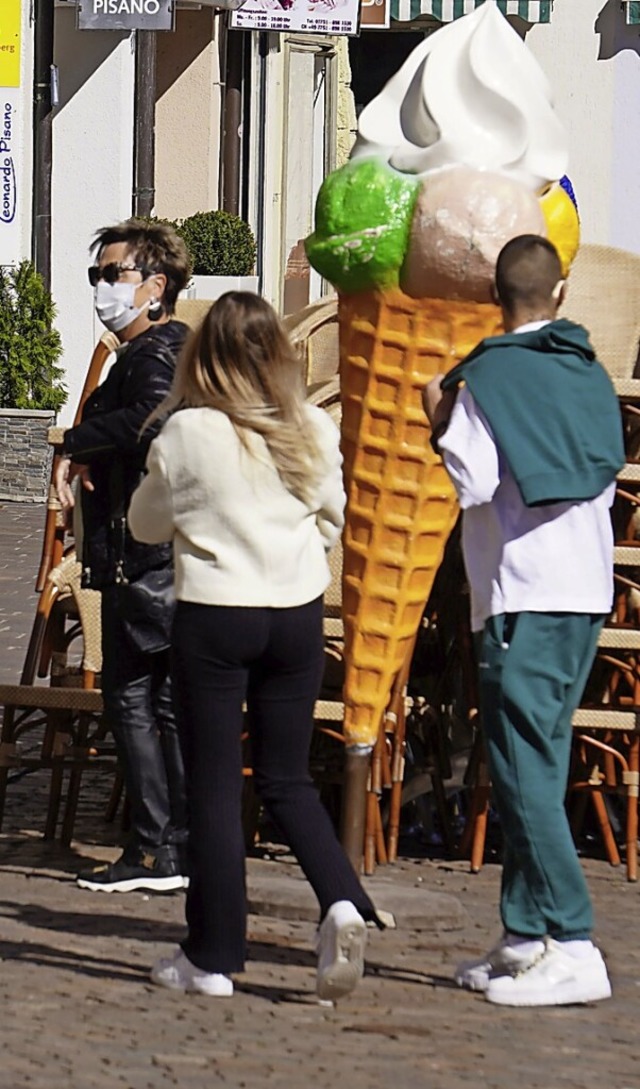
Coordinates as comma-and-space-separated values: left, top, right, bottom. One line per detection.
171, 597, 377, 974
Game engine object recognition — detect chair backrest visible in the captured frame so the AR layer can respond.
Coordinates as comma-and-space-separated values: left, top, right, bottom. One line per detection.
174, 298, 214, 332
47, 552, 103, 675
560, 243, 640, 378
308, 377, 343, 631
176, 297, 340, 386
284, 297, 339, 386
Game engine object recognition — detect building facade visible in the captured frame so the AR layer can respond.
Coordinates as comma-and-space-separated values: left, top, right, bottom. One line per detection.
1, 0, 639, 420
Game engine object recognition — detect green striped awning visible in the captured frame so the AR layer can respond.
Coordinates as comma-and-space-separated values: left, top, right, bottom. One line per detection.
390, 1, 553, 22
626, 2, 640, 24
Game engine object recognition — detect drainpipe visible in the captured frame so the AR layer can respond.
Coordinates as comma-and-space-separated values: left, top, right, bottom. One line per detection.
133, 30, 156, 217
221, 16, 243, 216
32, 0, 55, 289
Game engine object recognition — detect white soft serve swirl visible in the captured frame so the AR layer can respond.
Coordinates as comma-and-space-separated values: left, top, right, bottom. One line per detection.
351, 1, 568, 192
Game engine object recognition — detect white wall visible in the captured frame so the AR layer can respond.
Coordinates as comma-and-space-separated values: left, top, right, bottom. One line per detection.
526, 0, 640, 252
52, 9, 135, 423
155, 9, 221, 220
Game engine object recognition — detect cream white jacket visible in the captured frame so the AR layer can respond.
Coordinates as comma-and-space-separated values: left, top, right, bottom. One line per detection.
127, 404, 345, 608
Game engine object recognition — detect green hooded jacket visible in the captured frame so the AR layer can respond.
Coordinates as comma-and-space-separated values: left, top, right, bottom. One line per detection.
441, 320, 625, 507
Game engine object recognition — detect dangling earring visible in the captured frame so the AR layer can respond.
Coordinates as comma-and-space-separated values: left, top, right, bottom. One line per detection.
148, 297, 163, 321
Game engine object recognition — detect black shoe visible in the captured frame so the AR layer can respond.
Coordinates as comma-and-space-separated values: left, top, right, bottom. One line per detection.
76, 845, 187, 893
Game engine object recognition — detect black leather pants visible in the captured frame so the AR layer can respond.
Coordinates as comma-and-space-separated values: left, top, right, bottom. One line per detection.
101, 586, 187, 851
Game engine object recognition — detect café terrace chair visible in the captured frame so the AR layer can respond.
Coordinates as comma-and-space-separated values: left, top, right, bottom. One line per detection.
0, 295, 351, 849
0, 291, 447, 866
0, 300, 213, 843
305, 370, 458, 873
0, 330, 117, 844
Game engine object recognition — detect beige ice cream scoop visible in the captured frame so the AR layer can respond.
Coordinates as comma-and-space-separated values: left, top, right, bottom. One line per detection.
401, 167, 547, 303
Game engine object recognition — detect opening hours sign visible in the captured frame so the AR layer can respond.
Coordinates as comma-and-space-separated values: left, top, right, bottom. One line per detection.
231, 0, 361, 36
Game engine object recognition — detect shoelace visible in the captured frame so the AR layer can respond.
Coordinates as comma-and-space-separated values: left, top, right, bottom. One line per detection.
512, 939, 552, 979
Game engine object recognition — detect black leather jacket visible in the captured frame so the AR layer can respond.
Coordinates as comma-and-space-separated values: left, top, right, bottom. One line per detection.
63, 321, 189, 590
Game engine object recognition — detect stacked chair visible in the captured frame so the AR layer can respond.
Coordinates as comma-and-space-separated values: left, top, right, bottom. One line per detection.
0, 296, 401, 855
0, 284, 458, 864
17, 269, 629, 877
566, 245, 640, 882
0, 301, 218, 845
0, 331, 117, 844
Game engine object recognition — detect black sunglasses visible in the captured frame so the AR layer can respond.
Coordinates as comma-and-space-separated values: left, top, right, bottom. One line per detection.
88, 262, 156, 287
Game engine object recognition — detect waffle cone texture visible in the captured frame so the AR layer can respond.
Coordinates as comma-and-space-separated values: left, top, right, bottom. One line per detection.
338, 288, 502, 747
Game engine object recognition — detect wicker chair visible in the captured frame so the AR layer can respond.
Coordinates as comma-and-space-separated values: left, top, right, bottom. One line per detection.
283, 296, 339, 387
559, 244, 640, 378
0, 296, 342, 846
0, 329, 118, 844
0, 302, 216, 843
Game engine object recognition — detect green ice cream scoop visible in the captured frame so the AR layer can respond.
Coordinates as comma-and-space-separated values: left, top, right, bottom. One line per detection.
305, 159, 420, 294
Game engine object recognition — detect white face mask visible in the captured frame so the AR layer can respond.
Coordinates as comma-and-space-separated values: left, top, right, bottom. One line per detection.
94, 281, 150, 333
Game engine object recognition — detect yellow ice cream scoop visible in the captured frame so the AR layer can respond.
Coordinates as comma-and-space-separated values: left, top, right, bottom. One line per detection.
540, 184, 580, 277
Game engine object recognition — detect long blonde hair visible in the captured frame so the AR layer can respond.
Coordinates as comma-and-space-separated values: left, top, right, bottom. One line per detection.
152, 292, 322, 503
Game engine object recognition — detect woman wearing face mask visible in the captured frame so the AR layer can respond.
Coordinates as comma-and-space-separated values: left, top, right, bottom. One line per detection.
55, 219, 191, 893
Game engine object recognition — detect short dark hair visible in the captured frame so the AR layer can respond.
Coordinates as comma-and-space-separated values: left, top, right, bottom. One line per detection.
495, 235, 563, 314
90, 219, 191, 314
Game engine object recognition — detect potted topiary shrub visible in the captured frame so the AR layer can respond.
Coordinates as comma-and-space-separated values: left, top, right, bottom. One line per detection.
0, 261, 67, 502
177, 210, 258, 300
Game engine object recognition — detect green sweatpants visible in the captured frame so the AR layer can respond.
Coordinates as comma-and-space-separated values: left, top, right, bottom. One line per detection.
477, 611, 604, 941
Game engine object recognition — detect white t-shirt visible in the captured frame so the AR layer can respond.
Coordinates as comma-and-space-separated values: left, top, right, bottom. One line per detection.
439, 356, 616, 633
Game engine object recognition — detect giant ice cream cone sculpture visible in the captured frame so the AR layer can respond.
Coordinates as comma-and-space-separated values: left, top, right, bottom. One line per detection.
338, 290, 502, 743
307, 1, 580, 755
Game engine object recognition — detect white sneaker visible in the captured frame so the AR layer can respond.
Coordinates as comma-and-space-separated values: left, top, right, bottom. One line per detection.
150, 948, 233, 997
486, 938, 612, 1007
316, 901, 367, 1002
455, 933, 545, 993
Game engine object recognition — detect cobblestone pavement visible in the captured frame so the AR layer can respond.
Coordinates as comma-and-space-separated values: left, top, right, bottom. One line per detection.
0, 503, 42, 685
0, 502, 639, 1089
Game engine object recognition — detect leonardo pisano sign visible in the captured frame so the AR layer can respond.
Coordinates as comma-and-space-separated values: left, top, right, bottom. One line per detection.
77, 0, 175, 31
0, 0, 22, 266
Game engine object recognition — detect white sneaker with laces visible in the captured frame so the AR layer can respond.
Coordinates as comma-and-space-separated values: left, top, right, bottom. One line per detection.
316, 901, 367, 1002
151, 948, 233, 997
485, 938, 612, 1007
454, 933, 546, 993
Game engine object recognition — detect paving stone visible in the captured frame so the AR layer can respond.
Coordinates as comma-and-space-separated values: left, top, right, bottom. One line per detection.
246, 860, 468, 930
0, 501, 639, 1089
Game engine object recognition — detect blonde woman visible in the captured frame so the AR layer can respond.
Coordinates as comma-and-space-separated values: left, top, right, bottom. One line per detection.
128, 292, 380, 1001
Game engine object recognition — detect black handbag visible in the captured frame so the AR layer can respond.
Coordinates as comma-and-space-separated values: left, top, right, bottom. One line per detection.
111, 448, 175, 654
115, 566, 175, 654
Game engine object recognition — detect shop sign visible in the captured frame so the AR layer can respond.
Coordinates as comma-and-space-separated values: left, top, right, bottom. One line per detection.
360, 0, 390, 28
77, 0, 175, 31
231, 0, 360, 36
0, 0, 21, 88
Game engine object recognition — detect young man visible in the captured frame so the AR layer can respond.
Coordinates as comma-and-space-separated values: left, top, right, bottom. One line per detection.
423, 235, 625, 1007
